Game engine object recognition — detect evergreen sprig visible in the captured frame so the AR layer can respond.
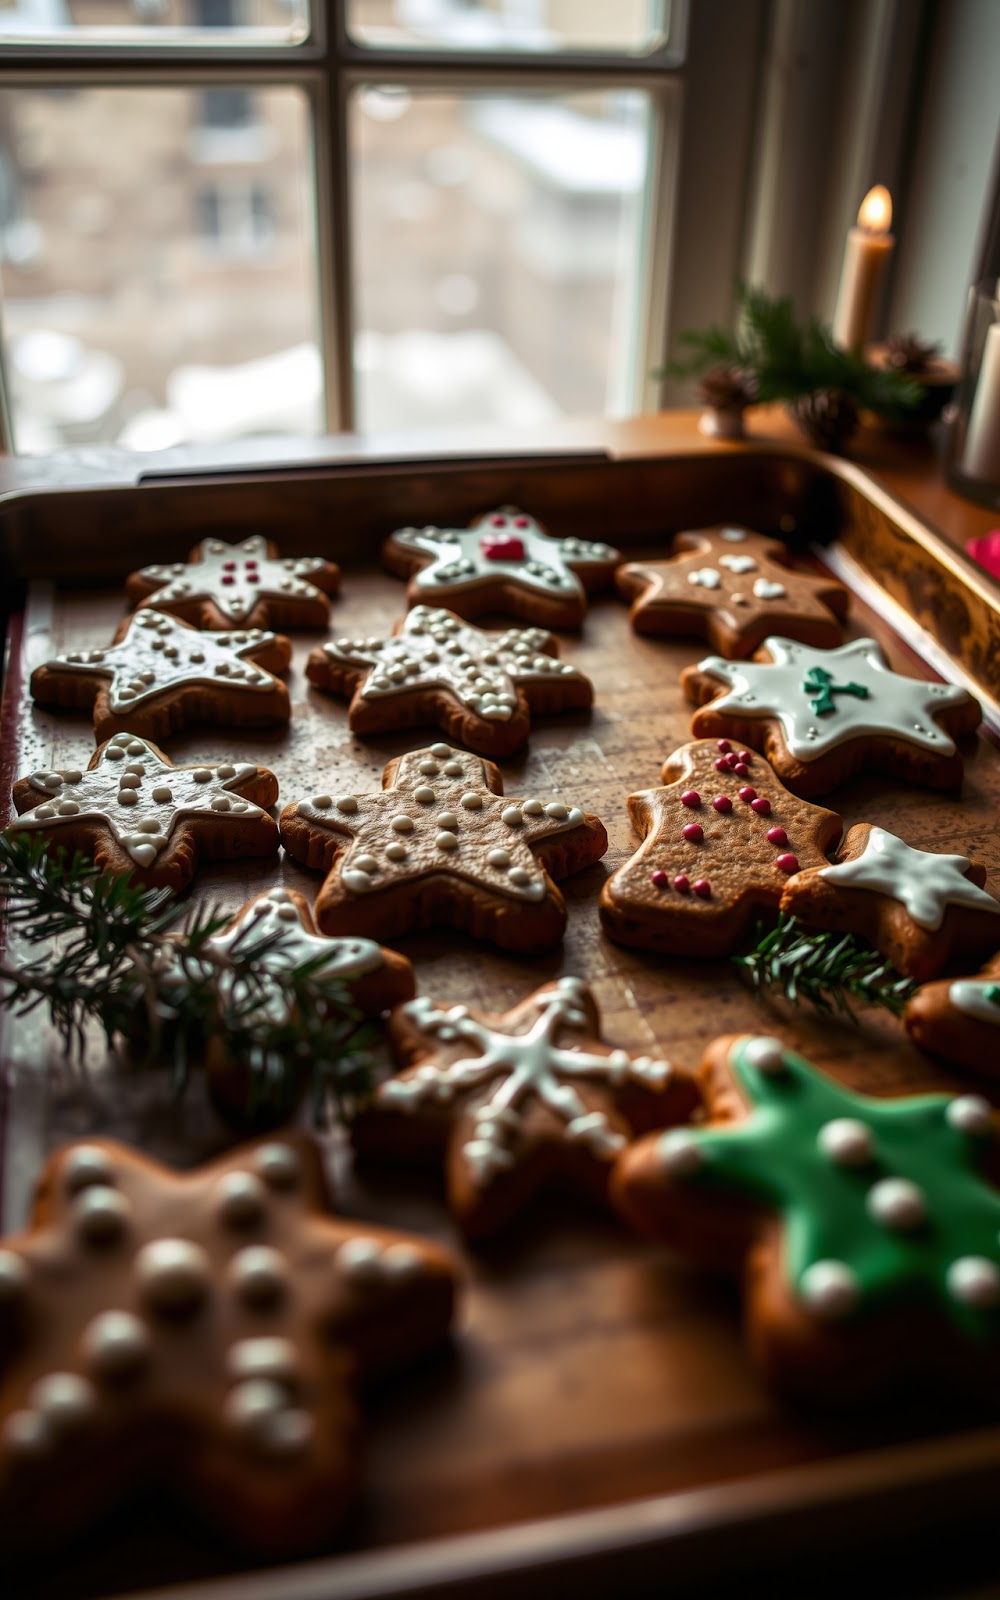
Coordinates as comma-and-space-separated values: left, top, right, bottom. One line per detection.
663, 282, 923, 418
0, 831, 374, 1125
735, 914, 916, 1021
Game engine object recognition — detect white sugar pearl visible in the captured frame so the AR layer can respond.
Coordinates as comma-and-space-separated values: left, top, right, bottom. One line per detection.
259, 1408, 315, 1456
657, 1129, 705, 1177
105, 747, 125, 760
799, 1259, 861, 1320
211, 796, 232, 811
57, 801, 79, 816
276, 903, 297, 921
741, 1037, 786, 1075
544, 802, 568, 820
336, 796, 358, 814
224, 1378, 286, 1435
73, 1187, 130, 1245
508, 866, 532, 886
255, 1143, 300, 1187
81, 1311, 150, 1381
946, 1256, 1000, 1308
0, 1248, 29, 1301
431, 742, 450, 756
29, 1372, 96, 1432
817, 1118, 873, 1167
381, 1242, 424, 1279
460, 793, 483, 810
443, 760, 463, 776
488, 848, 510, 868
63, 1146, 115, 1193
947, 1095, 994, 1136
193, 768, 212, 783
866, 1177, 927, 1232
229, 1246, 289, 1306
62, 770, 82, 783
392, 816, 414, 833
118, 790, 139, 807
135, 1238, 211, 1313
34, 805, 56, 818
437, 812, 458, 830
522, 799, 543, 816
216, 1171, 268, 1227
436, 831, 459, 850
338, 1238, 385, 1283
415, 785, 435, 804
227, 1337, 299, 1384
217, 764, 236, 778
152, 785, 172, 802
354, 854, 378, 873
126, 740, 145, 755
386, 843, 407, 861
502, 806, 522, 826
137, 819, 160, 833
268, 888, 291, 902
130, 843, 158, 867
418, 758, 439, 775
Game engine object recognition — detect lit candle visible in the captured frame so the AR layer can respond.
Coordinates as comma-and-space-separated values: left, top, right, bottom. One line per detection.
832, 186, 895, 350
961, 313, 1000, 483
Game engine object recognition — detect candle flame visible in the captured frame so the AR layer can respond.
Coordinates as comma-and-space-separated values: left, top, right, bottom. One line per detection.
858, 185, 892, 234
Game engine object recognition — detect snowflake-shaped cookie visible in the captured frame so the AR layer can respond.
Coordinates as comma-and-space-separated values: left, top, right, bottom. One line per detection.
683, 636, 980, 795
9, 734, 279, 888
306, 605, 592, 758
126, 535, 340, 631
382, 506, 619, 628
614, 1035, 1000, 1400
0, 1135, 456, 1555
30, 610, 291, 742
278, 743, 608, 953
354, 977, 699, 1238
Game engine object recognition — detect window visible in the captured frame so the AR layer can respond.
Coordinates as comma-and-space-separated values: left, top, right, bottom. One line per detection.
0, 0, 769, 453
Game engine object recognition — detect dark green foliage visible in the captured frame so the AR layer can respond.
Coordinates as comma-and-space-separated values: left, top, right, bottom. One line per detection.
735, 914, 916, 1021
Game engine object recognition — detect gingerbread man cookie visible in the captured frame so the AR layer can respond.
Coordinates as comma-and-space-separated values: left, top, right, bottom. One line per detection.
0, 1134, 456, 1555
353, 978, 700, 1239
599, 740, 842, 957
682, 635, 980, 796
905, 953, 1000, 1081
9, 735, 279, 889
782, 823, 1000, 982
30, 611, 292, 743
126, 535, 340, 632
278, 743, 607, 954
616, 525, 849, 657
306, 605, 592, 758
613, 1034, 1000, 1401
382, 507, 619, 629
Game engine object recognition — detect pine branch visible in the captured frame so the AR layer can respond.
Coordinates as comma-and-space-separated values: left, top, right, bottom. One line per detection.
0, 832, 375, 1125
734, 915, 916, 1021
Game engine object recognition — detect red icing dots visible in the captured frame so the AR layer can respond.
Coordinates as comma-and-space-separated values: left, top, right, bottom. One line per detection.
776, 853, 799, 873
681, 790, 701, 808
750, 797, 771, 815
650, 869, 668, 888
733, 762, 750, 778
714, 758, 731, 773
673, 874, 690, 892
738, 785, 756, 802
767, 826, 788, 846
737, 751, 752, 764
682, 822, 704, 843
692, 879, 711, 897
221, 575, 234, 585
716, 740, 731, 753
245, 560, 258, 570
712, 795, 732, 813
246, 573, 260, 583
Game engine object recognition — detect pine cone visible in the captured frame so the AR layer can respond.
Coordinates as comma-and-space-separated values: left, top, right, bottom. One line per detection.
790, 389, 859, 451
696, 364, 759, 411
884, 332, 941, 373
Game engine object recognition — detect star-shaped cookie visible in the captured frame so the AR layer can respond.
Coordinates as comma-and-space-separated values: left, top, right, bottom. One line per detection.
278, 743, 608, 954
0, 1134, 456, 1556
382, 506, 619, 628
614, 1034, 1000, 1400
682, 635, 980, 796
616, 525, 849, 656
781, 823, 1000, 982
353, 978, 700, 1239
30, 611, 292, 743
905, 953, 1000, 1081
306, 605, 593, 758
126, 535, 340, 631
9, 734, 279, 889
599, 739, 842, 956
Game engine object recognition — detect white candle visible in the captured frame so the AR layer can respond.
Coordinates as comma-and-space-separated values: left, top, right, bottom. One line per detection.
961, 319, 1000, 483
832, 186, 895, 350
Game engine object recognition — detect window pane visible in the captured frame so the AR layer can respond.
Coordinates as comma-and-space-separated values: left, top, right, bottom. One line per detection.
349, 0, 670, 55
0, 0, 309, 47
0, 85, 322, 452
351, 87, 653, 431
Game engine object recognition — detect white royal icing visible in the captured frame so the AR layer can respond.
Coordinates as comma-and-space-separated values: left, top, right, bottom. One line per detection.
697, 636, 972, 761
949, 978, 1000, 1026
136, 535, 328, 626
323, 606, 585, 724
9, 736, 262, 867
391, 509, 618, 601
820, 827, 1000, 931
49, 611, 278, 711
381, 978, 673, 1186
688, 568, 721, 589
718, 554, 758, 574
752, 578, 786, 600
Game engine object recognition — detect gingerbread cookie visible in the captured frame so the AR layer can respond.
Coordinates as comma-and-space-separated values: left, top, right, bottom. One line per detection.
126, 535, 340, 632
0, 1134, 456, 1555
306, 605, 592, 759
905, 954, 1000, 1081
613, 1034, 1000, 1401
9, 735, 279, 889
382, 507, 619, 629
782, 823, 1000, 983
616, 525, 849, 656
353, 978, 700, 1239
30, 611, 292, 743
682, 635, 980, 796
599, 739, 842, 957
278, 743, 607, 954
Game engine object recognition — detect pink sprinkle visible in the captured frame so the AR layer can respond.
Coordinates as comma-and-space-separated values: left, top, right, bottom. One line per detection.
693, 879, 711, 897
767, 826, 788, 846
245, 560, 258, 570
514, 515, 529, 528
682, 822, 704, 843
650, 869, 668, 887
221, 575, 234, 585
246, 573, 260, 583
716, 740, 731, 753
738, 785, 757, 802
673, 874, 690, 892
750, 797, 771, 815
681, 790, 701, 808
733, 762, 750, 778
776, 853, 799, 873
491, 513, 506, 527
714, 758, 731, 773
712, 795, 732, 813
222, 561, 236, 571
737, 751, 752, 764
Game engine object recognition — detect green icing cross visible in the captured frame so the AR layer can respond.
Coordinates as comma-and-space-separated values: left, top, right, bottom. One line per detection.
801, 665, 870, 716
669, 1041, 1000, 1338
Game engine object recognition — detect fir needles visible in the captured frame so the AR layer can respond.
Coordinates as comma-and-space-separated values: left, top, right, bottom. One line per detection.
736, 914, 916, 1020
